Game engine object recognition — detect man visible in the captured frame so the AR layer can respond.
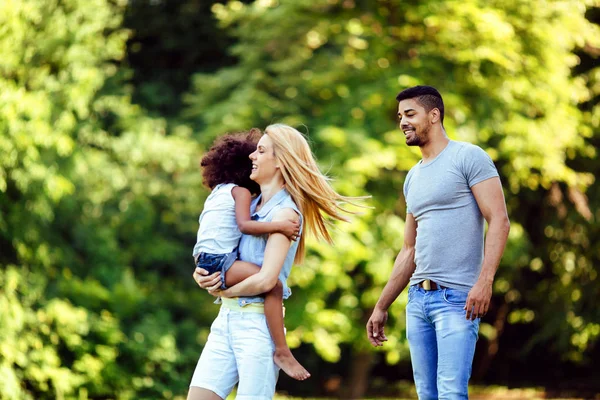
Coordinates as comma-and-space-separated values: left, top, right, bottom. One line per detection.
366, 86, 510, 399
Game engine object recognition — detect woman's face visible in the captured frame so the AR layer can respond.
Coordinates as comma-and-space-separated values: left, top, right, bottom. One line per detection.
249, 134, 279, 183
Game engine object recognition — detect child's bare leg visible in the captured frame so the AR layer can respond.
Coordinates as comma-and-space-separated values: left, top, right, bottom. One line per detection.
224, 260, 261, 287
224, 262, 310, 380
265, 280, 310, 381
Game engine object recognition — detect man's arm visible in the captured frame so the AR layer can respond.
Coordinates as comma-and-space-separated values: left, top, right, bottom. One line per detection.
219, 207, 299, 297
366, 213, 417, 346
466, 176, 510, 320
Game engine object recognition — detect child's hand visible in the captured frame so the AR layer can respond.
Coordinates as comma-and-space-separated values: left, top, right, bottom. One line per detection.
279, 219, 300, 241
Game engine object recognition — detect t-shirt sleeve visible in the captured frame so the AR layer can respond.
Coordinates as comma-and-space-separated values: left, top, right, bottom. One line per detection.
461, 145, 499, 188
403, 169, 413, 214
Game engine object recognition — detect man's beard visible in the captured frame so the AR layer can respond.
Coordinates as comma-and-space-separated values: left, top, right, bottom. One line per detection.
406, 124, 430, 147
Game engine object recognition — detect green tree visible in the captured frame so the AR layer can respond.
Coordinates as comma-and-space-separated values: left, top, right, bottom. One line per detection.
122, 0, 242, 117
2, 0, 598, 398
185, 0, 599, 396
0, 1, 210, 398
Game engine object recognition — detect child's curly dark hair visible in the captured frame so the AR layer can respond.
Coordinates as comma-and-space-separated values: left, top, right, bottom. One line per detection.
200, 128, 261, 194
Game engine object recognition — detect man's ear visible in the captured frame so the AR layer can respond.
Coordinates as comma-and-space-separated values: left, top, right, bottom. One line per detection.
430, 108, 441, 124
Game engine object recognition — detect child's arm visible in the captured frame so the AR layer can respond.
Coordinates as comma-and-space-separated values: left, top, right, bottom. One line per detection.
232, 186, 300, 240
220, 207, 299, 297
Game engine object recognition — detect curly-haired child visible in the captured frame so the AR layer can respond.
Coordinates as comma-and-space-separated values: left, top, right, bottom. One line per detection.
192, 128, 309, 380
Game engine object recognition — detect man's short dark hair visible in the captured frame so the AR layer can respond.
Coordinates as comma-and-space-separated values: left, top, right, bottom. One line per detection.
396, 85, 444, 123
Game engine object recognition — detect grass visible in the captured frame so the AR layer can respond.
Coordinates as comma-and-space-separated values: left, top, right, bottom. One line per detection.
220, 385, 599, 400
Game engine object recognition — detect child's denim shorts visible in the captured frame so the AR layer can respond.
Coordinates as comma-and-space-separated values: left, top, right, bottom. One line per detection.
194, 250, 237, 289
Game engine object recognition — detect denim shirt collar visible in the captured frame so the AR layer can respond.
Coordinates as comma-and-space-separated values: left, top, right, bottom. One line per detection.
251, 188, 290, 219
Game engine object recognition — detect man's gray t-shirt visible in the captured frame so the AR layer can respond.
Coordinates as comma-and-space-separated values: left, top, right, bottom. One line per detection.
404, 140, 499, 292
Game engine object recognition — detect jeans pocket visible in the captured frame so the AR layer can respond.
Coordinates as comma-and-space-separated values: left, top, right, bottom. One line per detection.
210, 312, 227, 335
407, 285, 416, 303
442, 288, 468, 306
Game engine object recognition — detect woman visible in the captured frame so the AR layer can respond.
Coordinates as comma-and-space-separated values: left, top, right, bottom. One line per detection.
187, 123, 362, 400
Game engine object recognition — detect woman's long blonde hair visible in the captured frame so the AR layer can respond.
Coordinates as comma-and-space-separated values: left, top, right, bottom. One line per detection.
265, 123, 365, 263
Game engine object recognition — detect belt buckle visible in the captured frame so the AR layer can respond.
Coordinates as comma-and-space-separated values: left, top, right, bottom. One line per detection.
422, 279, 432, 291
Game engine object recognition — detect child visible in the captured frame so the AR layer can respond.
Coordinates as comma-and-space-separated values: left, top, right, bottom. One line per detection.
192, 129, 310, 380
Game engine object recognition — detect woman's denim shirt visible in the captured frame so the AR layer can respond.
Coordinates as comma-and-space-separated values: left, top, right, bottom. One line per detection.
235, 188, 302, 307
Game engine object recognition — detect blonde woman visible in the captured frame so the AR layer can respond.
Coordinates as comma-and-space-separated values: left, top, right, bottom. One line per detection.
188, 124, 361, 400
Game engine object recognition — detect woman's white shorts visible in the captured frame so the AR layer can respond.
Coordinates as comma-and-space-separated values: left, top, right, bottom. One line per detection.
189, 303, 279, 400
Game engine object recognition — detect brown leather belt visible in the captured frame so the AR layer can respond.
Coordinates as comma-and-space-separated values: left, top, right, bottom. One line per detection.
418, 279, 446, 291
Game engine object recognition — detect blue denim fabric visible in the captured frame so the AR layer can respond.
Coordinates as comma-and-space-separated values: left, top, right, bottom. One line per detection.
195, 251, 237, 290
406, 285, 480, 400
236, 188, 302, 307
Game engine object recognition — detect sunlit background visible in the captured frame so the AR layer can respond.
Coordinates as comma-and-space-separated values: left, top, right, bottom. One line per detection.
0, 0, 598, 399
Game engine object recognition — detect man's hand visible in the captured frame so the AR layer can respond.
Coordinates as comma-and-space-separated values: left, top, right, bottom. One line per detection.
192, 267, 222, 292
366, 307, 389, 347
465, 279, 493, 320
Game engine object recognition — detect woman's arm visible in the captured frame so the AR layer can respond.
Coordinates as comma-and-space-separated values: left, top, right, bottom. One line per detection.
232, 186, 299, 240
219, 207, 299, 297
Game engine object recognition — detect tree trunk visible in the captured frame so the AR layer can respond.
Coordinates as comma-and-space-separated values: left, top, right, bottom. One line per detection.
474, 302, 510, 380
341, 350, 375, 399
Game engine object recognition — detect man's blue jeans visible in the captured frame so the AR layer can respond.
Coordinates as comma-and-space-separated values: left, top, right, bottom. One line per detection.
406, 285, 480, 400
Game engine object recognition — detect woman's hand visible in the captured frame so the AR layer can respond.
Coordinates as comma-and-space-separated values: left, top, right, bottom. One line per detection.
193, 267, 222, 293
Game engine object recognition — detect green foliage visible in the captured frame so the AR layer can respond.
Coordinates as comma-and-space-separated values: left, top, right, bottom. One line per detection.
0, 267, 122, 399
1, 0, 599, 398
122, 0, 240, 117
0, 0, 212, 398
185, 0, 600, 377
